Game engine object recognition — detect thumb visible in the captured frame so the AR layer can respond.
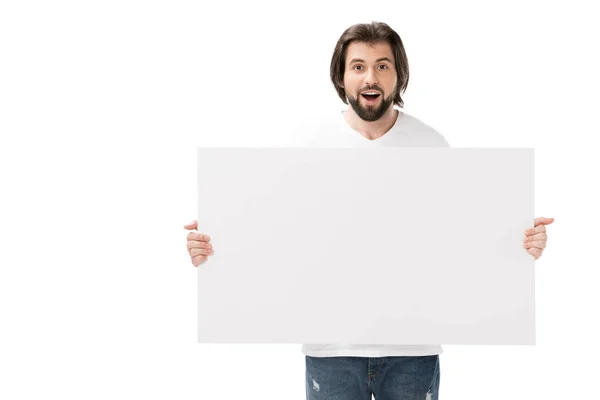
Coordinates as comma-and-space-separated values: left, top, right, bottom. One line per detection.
183, 220, 198, 230
535, 217, 555, 226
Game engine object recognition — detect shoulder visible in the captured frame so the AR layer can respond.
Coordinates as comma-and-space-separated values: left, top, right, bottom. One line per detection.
394, 110, 450, 147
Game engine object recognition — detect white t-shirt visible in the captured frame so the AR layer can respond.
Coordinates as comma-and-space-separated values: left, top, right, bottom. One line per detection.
297, 107, 449, 358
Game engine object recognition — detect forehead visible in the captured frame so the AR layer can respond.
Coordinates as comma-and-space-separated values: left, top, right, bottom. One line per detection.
345, 41, 394, 64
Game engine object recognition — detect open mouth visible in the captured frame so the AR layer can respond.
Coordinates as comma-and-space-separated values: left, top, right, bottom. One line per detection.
361, 91, 381, 102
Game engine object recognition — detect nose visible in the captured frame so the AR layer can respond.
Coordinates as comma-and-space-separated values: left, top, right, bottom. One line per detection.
364, 67, 379, 86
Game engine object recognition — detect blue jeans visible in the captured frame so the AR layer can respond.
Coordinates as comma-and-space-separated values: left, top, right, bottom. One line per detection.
306, 355, 440, 400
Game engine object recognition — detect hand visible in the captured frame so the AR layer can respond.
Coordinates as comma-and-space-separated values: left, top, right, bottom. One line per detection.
184, 220, 214, 267
523, 217, 554, 260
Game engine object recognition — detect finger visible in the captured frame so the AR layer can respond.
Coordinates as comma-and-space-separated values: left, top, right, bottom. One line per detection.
187, 240, 213, 252
187, 240, 212, 251
534, 217, 555, 227
191, 255, 207, 267
184, 220, 198, 230
524, 225, 546, 236
187, 232, 211, 242
527, 247, 542, 260
523, 240, 546, 250
190, 248, 214, 257
523, 233, 547, 242
187, 241, 212, 253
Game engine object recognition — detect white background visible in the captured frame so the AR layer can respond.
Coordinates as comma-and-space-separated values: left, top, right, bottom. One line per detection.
0, 0, 597, 399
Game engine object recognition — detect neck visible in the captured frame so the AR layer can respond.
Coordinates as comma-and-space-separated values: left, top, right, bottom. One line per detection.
343, 106, 398, 140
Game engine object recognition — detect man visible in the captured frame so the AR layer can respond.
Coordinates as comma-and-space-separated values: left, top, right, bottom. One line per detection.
184, 21, 554, 400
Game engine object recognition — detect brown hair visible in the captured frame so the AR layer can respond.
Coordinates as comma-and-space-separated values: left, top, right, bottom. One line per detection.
330, 21, 409, 107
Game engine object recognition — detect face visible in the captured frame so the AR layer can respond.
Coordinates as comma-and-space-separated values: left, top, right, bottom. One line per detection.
343, 41, 397, 122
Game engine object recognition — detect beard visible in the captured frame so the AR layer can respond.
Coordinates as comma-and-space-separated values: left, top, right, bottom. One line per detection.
347, 87, 395, 122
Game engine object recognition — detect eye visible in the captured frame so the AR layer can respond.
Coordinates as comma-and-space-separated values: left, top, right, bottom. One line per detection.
353, 65, 363, 71
378, 65, 388, 70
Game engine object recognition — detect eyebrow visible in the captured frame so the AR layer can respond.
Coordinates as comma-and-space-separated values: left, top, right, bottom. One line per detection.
349, 57, 393, 65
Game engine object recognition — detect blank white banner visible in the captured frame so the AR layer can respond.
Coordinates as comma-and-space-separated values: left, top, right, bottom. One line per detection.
197, 148, 534, 345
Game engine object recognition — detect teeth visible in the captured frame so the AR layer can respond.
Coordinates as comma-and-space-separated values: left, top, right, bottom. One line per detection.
363, 92, 379, 95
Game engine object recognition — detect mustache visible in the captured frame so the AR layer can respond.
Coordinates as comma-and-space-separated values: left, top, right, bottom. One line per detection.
358, 85, 384, 94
